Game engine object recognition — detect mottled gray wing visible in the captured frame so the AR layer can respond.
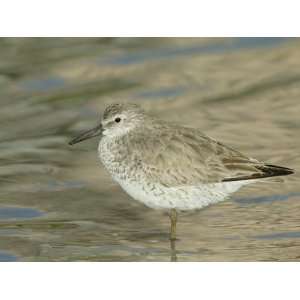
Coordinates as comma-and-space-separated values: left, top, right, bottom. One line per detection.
132, 125, 292, 187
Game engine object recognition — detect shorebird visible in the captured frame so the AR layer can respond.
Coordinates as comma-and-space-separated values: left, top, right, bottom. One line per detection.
69, 103, 294, 241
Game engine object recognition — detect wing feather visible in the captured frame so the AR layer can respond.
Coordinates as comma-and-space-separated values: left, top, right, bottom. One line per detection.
128, 123, 293, 187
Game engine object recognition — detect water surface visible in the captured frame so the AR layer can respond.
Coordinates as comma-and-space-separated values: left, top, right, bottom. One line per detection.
0, 38, 299, 261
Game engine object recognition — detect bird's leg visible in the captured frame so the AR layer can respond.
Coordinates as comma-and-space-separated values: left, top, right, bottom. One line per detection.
170, 239, 177, 262
169, 208, 177, 241
169, 209, 178, 262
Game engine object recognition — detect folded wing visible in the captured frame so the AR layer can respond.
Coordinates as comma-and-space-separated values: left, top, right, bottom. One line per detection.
133, 124, 293, 187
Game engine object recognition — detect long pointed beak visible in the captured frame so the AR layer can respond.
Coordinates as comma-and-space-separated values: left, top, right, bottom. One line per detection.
69, 123, 103, 145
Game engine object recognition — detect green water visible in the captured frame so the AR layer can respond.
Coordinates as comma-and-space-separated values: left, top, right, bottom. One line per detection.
0, 37, 299, 261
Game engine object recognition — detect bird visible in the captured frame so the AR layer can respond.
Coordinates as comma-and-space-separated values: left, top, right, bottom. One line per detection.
69, 103, 294, 242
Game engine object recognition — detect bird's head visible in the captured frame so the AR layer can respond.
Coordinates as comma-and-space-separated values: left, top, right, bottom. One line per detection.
68, 103, 146, 145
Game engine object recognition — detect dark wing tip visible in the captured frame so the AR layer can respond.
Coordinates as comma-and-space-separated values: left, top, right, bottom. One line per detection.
222, 164, 294, 182
260, 164, 294, 176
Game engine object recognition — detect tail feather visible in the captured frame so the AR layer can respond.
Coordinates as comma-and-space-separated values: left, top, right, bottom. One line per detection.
222, 164, 294, 182
258, 164, 294, 177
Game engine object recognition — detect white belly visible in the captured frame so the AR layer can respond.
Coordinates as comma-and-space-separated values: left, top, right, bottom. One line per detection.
114, 176, 250, 211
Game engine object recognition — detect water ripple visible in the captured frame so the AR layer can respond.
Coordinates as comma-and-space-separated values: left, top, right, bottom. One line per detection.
0, 206, 44, 220
254, 231, 300, 240
106, 38, 290, 65
234, 192, 300, 205
0, 251, 18, 262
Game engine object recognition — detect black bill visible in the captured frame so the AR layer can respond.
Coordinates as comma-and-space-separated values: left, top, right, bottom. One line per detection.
69, 123, 103, 145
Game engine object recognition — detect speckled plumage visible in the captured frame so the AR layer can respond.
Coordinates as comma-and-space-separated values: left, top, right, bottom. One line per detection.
95, 103, 293, 210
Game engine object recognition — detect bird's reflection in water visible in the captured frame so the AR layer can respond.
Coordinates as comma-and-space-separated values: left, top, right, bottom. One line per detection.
170, 239, 177, 262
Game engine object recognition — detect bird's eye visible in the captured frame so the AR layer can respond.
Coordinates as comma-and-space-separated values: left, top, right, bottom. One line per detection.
115, 117, 121, 123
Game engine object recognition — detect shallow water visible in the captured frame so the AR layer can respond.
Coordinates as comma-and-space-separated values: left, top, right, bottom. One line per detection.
0, 37, 299, 261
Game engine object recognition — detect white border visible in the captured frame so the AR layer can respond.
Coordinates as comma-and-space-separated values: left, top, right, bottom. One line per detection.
0, 0, 300, 36
0, 263, 299, 300
0, 1, 299, 299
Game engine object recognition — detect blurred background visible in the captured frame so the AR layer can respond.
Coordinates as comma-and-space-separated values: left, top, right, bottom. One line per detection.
0, 37, 299, 261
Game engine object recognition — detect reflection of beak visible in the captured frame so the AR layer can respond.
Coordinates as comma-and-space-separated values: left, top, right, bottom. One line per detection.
69, 123, 103, 145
